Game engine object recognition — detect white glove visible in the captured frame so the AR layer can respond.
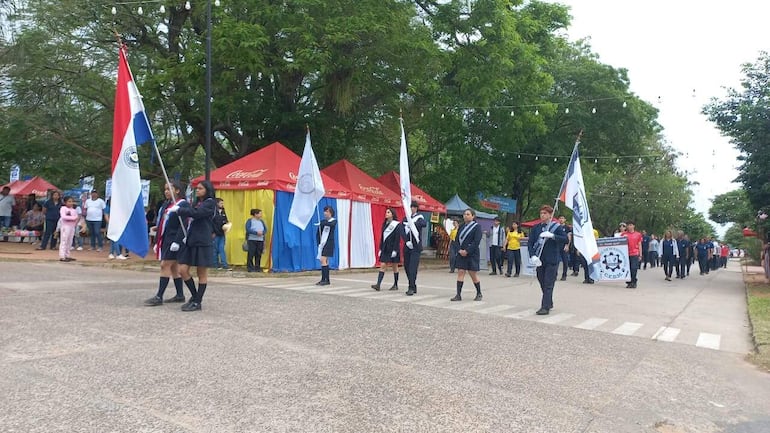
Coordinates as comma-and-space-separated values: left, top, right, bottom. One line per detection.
170, 242, 180, 252
168, 204, 180, 213
530, 256, 542, 267
378, 250, 381, 257
153, 244, 158, 255
391, 250, 397, 258
406, 241, 413, 249
539, 231, 555, 239
182, 237, 187, 245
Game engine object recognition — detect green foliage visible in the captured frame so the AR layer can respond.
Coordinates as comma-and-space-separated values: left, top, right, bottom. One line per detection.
709, 189, 753, 226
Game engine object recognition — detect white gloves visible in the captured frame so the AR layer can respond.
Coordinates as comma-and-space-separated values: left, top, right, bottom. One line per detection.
168, 204, 180, 213
378, 250, 381, 257
529, 256, 542, 267
539, 231, 555, 239
406, 241, 414, 249
170, 242, 180, 252
153, 244, 158, 255
391, 250, 397, 258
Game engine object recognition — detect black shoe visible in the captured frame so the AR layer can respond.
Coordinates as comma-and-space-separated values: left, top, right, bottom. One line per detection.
513, 274, 519, 277
571, 271, 579, 276
406, 290, 415, 296
318, 280, 330, 286
144, 296, 163, 306
665, 277, 671, 281
536, 308, 549, 315
181, 302, 201, 312
449, 270, 454, 273
315, 280, 323, 285
371, 284, 381, 291
560, 276, 567, 281
583, 279, 594, 284
450, 295, 462, 301
505, 273, 511, 277
625, 282, 632, 288
473, 294, 482, 301
628, 283, 637, 289
388, 285, 399, 291
166, 295, 185, 303
489, 271, 497, 275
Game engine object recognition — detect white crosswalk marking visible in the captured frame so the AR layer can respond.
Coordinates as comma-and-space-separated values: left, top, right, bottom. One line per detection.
475, 304, 516, 315
359, 292, 407, 300
345, 290, 385, 297
651, 326, 681, 342
302, 286, 352, 293
317, 288, 367, 295
695, 332, 722, 350
391, 295, 439, 303
282, 285, 324, 291
539, 313, 575, 324
263, 282, 316, 289
445, 301, 487, 310
573, 318, 608, 330
415, 298, 454, 307
504, 309, 536, 319
611, 322, 643, 336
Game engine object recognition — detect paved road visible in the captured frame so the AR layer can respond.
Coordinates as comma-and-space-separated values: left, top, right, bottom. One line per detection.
1, 260, 768, 433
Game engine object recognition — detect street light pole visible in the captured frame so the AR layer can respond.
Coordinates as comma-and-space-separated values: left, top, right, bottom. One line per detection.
204, 0, 212, 181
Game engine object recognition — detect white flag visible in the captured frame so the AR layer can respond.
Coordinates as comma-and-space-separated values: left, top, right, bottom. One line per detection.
289, 130, 326, 230
399, 119, 419, 241
559, 141, 600, 280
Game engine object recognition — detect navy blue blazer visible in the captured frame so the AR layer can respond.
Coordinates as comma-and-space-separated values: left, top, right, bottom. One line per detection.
457, 220, 482, 258
176, 197, 216, 247
528, 220, 568, 265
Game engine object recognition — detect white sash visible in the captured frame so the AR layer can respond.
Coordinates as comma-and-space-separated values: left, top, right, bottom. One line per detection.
317, 218, 335, 259
382, 219, 399, 242
458, 221, 477, 245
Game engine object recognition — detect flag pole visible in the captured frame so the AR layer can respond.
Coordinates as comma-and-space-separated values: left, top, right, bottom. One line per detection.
308, 125, 322, 226
116, 40, 187, 238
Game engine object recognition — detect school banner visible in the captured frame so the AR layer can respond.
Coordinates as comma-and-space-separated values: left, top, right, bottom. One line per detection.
518, 236, 629, 280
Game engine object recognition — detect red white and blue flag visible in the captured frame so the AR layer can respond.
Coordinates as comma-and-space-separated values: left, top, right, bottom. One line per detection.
107, 47, 150, 257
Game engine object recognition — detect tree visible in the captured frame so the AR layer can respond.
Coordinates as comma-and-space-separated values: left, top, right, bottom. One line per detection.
709, 189, 753, 227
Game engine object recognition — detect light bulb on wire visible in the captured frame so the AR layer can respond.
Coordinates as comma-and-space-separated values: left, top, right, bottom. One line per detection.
185, 1, 192, 10
137, 6, 143, 15
111, 6, 116, 14
160, 5, 165, 13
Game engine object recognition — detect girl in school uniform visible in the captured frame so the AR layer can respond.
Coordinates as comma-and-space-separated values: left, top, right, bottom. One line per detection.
316, 206, 337, 286
451, 208, 483, 301
371, 208, 401, 291
170, 180, 216, 312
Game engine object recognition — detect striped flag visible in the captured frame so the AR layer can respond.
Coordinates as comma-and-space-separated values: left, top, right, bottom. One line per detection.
559, 141, 599, 280
399, 118, 419, 241
288, 130, 326, 230
107, 47, 150, 257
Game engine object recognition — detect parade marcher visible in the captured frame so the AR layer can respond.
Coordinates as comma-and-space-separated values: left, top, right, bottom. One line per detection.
660, 230, 679, 281
676, 232, 691, 279
450, 208, 483, 301
528, 205, 568, 315
371, 208, 401, 291
504, 221, 524, 277
648, 234, 659, 269
38, 190, 63, 250
144, 181, 188, 306
695, 238, 712, 275
621, 221, 643, 288
245, 209, 267, 272
170, 180, 217, 312
402, 201, 427, 295
614, 222, 627, 237
720, 243, 730, 268
558, 215, 571, 281
57, 196, 79, 262
316, 205, 337, 286
212, 198, 230, 270
642, 230, 651, 269
448, 219, 459, 273
580, 227, 601, 284
710, 238, 721, 271
486, 216, 505, 275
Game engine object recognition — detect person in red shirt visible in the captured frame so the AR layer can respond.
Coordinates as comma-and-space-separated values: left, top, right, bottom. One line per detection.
621, 221, 643, 288
720, 244, 730, 268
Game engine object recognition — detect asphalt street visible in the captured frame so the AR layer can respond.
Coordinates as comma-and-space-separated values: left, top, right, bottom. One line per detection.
1, 260, 768, 433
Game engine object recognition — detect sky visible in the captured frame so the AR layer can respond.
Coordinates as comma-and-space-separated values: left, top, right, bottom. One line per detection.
549, 0, 769, 235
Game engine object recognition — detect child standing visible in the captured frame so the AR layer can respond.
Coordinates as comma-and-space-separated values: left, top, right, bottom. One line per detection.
58, 196, 79, 262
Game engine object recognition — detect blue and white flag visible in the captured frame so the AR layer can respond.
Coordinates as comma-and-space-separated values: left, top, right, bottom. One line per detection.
289, 130, 326, 230
559, 141, 600, 280
106, 47, 150, 257
399, 118, 419, 241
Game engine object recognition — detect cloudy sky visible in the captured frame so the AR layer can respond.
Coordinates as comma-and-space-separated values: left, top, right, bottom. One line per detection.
549, 0, 769, 234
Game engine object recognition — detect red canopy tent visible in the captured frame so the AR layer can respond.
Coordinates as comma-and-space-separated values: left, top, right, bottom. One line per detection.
3, 176, 59, 197
323, 161, 401, 207
376, 171, 446, 213
191, 141, 349, 197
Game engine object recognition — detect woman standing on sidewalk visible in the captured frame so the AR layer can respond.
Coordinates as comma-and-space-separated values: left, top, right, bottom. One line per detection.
371, 208, 401, 291
38, 190, 62, 250
171, 181, 216, 312
504, 221, 524, 277
58, 196, 79, 262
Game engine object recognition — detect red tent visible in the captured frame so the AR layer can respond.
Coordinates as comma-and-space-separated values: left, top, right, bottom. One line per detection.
322, 160, 401, 207
3, 176, 59, 197
376, 171, 446, 213
191, 142, 350, 197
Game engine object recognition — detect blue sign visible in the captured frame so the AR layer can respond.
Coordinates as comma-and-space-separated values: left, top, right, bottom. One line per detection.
476, 192, 517, 213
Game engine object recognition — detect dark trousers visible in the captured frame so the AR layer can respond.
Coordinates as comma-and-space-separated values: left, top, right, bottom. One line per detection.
662, 255, 676, 277
580, 255, 591, 281
247, 240, 264, 271
403, 246, 421, 290
449, 243, 458, 272
536, 263, 558, 310
629, 255, 640, 283
87, 220, 103, 249
698, 256, 710, 274
559, 249, 569, 277
39, 218, 58, 249
648, 251, 658, 268
571, 251, 580, 273
678, 256, 688, 277
506, 249, 521, 276
642, 249, 649, 269
489, 245, 503, 273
